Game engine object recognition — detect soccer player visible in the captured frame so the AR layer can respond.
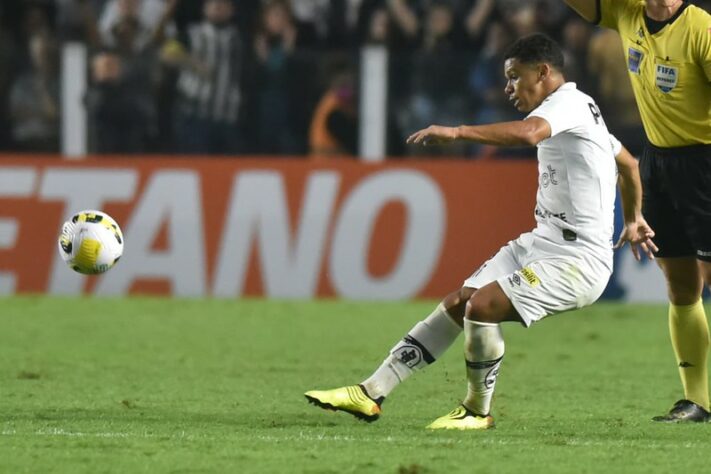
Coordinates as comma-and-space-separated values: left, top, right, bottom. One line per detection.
563, 0, 711, 423
304, 33, 656, 429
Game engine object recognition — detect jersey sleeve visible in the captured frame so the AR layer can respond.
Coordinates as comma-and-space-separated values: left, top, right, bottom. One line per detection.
598, 0, 636, 30
609, 134, 623, 157
526, 95, 578, 138
692, 14, 711, 82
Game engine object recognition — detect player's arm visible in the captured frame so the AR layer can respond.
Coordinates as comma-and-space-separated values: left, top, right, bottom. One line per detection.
563, 0, 600, 23
406, 117, 551, 147
614, 144, 658, 260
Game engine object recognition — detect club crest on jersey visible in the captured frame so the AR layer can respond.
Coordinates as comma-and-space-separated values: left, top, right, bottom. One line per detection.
655, 64, 678, 93
628, 48, 643, 73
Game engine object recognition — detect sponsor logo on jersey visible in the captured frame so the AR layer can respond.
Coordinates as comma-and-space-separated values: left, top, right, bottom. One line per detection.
636, 27, 645, 38
520, 267, 541, 287
655, 64, 678, 93
628, 48, 643, 74
540, 164, 558, 188
535, 206, 567, 222
508, 274, 521, 287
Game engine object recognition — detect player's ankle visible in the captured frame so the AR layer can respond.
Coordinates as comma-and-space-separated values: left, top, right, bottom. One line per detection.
358, 384, 384, 406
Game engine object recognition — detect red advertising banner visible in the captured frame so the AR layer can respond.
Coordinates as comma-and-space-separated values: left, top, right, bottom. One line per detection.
0, 156, 537, 299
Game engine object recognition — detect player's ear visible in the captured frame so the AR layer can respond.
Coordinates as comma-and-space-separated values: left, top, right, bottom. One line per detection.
538, 63, 551, 80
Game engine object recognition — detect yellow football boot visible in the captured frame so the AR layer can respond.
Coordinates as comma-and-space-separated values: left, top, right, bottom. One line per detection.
304, 385, 381, 422
426, 405, 494, 430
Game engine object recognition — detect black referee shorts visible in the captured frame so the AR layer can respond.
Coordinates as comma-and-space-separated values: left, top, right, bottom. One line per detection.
640, 142, 711, 261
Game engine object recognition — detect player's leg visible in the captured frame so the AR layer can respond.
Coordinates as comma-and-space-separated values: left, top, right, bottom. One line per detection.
700, 260, 711, 291
427, 282, 520, 430
359, 287, 470, 399
428, 241, 611, 430
462, 282, 521, 415
652, 257, 710, 422
642, 145, 711, 422
304, 287, 470, 422
304, 242, 521, 422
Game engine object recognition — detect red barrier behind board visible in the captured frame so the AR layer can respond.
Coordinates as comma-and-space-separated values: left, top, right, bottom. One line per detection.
0, 156, 537, 299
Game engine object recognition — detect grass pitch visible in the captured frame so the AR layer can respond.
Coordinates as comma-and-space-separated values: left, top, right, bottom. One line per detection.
1, 297, 710, 473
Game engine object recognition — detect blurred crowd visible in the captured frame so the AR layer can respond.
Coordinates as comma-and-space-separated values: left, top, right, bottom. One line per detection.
1, 0, 708, 159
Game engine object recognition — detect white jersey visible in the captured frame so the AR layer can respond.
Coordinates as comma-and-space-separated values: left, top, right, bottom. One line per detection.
526, 82, 618, 267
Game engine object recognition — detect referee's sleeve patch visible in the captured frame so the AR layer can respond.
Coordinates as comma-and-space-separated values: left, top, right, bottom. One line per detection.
628, 48, 643, 74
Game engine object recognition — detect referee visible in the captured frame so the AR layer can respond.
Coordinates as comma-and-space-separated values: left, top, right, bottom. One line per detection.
565, 0, 711, 422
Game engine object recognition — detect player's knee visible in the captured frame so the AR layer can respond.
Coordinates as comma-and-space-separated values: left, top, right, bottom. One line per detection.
661, 262, 704, 304
465, 294, 499, 324
700, 262, 711, 288
667, 281, 703, 305
441, 287, 475, 322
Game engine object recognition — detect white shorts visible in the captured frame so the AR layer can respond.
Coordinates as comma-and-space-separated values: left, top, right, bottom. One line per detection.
463, 232, 612, 327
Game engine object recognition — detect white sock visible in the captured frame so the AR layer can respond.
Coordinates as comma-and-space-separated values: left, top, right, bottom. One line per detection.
463, 319, 505, 416
361, 303, 461, 400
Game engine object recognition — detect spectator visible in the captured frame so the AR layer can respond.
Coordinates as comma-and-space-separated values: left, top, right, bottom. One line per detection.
0, 0, 673, 159
8, 5, 59, 152
466, 21, 530, 158
85, 0, 176, 153
400, 1, 469, 156
287, 0, 363, 50
55, 0, 105, 42
98, 0, 174, 50
322, 0, 362, 49
309, 62, 358, 158
357, 0, 420, 50
86, 13, 159, 153
560, 17, 592, 92
506, 3, 537, 37
171, 0, 260, 39
421, 1, 461, 51
534, 0, 571, 40
287, 0, 328, 47
0, 6, 18, 150
249, 0, 301, 154
362, 5, 392, 46
462, 0, 495, 49
162, 0, 245, 155
386, 0, 421, 48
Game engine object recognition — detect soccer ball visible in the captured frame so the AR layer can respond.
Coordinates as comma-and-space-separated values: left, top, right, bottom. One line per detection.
57, 210, 124, 275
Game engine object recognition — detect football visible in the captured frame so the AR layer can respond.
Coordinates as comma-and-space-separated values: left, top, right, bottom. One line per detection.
57, 210, 124, 275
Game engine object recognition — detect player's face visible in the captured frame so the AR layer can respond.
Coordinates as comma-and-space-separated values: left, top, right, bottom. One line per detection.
504, 58, 548, 112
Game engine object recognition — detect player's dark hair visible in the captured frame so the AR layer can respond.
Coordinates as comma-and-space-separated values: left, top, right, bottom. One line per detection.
503, 33, 565, 70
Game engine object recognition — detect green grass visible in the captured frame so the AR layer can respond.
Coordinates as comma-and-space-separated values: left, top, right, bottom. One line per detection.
1, 297, 709, 473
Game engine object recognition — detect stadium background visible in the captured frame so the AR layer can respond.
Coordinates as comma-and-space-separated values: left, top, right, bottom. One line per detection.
3, 0, 705, 301
3, 2, 711, 473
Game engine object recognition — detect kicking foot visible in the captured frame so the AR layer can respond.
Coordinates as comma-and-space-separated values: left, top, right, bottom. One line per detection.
304, 385, 382, 422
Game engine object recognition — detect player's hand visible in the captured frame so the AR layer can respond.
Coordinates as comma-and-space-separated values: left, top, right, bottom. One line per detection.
614, 217, 658, 261
406, 125, 458, 146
